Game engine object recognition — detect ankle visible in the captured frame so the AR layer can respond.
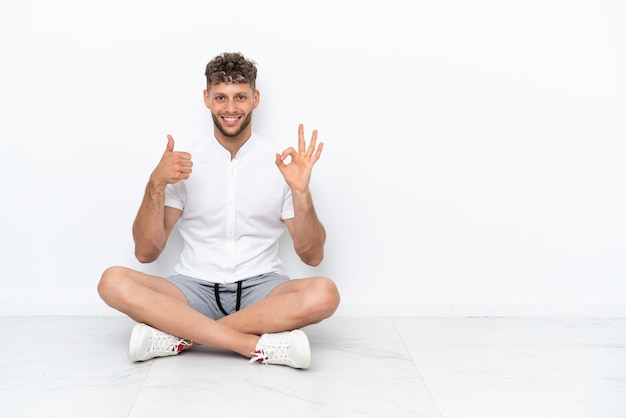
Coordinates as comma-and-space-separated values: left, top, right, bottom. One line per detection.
245, 335, 261, 358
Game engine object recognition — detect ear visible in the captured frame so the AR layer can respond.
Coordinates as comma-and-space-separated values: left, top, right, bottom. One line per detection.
253, 89, 260, 109
203, 89, 211, 109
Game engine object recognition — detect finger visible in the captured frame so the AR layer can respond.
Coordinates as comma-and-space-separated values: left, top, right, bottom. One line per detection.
306, 129, 318, 157
177, 158, 193, 169
297, 124, 305, 153
166, 135, 175, 153
275, 153, 284, 168
311, 141, 324, 162
177, 151, 192, 161
281, 147, 296, 160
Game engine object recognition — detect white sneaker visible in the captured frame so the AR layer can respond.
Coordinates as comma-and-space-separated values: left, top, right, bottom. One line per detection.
128, 323, 191, 362
249, 329, 311, 369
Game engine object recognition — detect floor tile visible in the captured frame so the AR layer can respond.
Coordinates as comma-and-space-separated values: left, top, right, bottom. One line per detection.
130, 376, 440, 418
425, 377, 626, 418
406, 343, 626, 378
1, 376, 144, 418
393, 317, 626, 345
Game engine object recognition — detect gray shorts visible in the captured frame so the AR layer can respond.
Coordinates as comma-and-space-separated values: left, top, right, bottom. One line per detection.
165, 272, 290, 320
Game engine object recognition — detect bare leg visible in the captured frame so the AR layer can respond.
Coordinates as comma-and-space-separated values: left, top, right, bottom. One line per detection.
97, 266, 340, 358
97, 266, 258, 357
218, 277, 340, 335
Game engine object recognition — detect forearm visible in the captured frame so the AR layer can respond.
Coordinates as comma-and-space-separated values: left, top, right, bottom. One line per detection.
132, 180, 168, 263
290, 188, 326, 266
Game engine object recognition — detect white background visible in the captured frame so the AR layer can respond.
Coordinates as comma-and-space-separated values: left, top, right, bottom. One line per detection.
1, 0, 625, 317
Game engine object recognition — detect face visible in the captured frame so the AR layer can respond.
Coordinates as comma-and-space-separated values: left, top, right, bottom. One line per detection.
204, 82, 259, 140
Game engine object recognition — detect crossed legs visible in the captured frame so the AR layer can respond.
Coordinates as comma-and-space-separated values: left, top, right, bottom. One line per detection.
97, 266, 340, 358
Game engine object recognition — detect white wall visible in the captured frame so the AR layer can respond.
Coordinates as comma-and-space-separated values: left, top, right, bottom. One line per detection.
1, 0, 625, 317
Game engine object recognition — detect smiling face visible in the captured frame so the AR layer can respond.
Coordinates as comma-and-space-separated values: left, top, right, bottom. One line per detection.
204, 82, 260, 143
203, 53, 259, 150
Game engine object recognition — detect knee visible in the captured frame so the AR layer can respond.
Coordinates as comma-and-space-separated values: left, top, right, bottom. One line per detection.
97, 266, 130, 305
309, 276, 340, 320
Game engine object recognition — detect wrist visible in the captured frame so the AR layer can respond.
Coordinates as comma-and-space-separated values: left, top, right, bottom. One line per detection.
146, 178, 167, 197
290, 187, 312, 199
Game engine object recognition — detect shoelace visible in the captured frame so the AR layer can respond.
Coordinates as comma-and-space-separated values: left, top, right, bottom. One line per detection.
148, 329, 192, 355
249, 349, 270, 366
248, 345, 290, 366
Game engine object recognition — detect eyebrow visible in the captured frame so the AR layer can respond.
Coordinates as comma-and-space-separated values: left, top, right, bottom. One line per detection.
211, 87, 251, 96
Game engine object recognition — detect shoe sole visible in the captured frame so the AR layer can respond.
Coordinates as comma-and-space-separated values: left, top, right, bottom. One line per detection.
127, 323, 145, 362
292, 329, 312, 369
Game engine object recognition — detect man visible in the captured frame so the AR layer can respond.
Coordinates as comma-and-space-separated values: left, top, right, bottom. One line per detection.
98, 52, 340, 369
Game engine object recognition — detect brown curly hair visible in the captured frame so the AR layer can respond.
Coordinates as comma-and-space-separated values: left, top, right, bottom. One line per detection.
205, 52, 257, 90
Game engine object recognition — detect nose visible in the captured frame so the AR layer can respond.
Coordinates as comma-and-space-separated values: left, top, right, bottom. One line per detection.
225, 99, 237, 113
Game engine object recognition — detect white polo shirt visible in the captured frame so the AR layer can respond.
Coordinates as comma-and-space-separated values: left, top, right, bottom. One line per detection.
164, 132, 294, 283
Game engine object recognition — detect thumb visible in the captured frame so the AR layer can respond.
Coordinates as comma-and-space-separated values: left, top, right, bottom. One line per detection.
165, 134, 175, 152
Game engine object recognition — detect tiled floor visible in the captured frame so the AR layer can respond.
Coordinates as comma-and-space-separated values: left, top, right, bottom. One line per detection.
1, 315, 625, 417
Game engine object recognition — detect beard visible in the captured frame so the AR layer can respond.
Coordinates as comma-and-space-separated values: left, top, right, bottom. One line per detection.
212, 111, 253, 138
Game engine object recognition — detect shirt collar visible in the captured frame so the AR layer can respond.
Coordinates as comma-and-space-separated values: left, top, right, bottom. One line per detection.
210, 132, 256, 160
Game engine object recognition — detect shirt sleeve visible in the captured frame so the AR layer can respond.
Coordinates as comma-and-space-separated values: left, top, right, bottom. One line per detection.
164, 183, 184, 210
281, 185, 294, 220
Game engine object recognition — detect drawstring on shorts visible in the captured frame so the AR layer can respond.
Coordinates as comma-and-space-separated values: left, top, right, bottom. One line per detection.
214, 281, 243, 316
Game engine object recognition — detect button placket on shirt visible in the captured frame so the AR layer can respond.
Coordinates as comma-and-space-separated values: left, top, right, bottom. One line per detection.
224, 157, 239, 282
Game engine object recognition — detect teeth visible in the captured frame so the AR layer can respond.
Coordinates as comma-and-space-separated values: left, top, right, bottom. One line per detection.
224, 117, 238, 122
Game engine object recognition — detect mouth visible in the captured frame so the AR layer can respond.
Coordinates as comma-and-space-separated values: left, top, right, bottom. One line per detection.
221, 116, 242, 127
